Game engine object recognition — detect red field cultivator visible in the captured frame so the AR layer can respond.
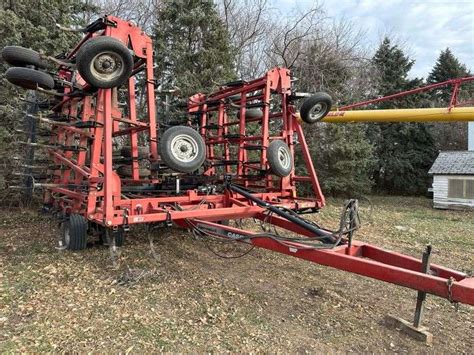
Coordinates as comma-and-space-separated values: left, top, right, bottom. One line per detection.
2, 15, 473, 316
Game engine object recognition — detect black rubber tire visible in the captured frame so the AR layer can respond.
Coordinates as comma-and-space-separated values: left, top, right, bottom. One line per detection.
112, 228, 125, 247
1, 46, 46, 68
299, 92, 332, 124
238, 108, 263, 119
267, 140, 292, 177
120, 146, 149, 158
5, 67, 54, 90
100, 227, 125, 247
76, 36, 133, 88
116, 165, 151, 177
60, 214, 88, 250
159, 126, 206, 173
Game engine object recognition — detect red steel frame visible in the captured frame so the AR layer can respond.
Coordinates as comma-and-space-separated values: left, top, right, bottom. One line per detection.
40, 16, 473, 307
338, 76, 474, 111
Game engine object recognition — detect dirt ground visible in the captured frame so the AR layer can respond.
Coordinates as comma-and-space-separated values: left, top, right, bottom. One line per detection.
1, 196, 473, 352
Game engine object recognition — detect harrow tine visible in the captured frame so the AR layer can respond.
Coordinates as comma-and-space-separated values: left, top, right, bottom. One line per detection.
18, 164, 49, 169
41, 54, 74, 69
55, 23, 88, 33
39, 117, 71, 126
15, 141, 88, 152
15, 142, 55, 149
14, 128, 53, 137
36, 87, 60, 96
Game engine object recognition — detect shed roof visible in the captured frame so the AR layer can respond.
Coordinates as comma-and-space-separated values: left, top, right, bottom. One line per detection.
429, 151, 474, 175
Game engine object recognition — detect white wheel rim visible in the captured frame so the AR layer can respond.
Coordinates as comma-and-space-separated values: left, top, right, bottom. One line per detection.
170, 134, 199, 163
309, 102, 328, 121
278, 146, 291, 170
90, 51, 124, 82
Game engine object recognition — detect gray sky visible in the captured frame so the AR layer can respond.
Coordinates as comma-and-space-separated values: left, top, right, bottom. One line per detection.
275, 0, 473, 79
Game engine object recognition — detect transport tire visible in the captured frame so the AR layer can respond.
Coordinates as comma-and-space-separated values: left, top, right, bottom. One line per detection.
100, 227, 125, 247
299, 92, 332, 123
5, 67, 55, 90
120, 146, 149, 158
111, 228, 125, 247
267, 140, 292, 177
116, 165, 151, 177
159, 126, 206, 173
76, 36, 133, 88
1, 46, 46, 68
60, 214, 88, 250
237, 108, 263, 119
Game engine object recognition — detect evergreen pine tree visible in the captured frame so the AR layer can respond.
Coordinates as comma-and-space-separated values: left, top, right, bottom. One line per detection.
291, 37, 377, 197
427, 48, 471, 150
369, 37, 438, 195
300, 123, 374, 197
153, 0, 235, 97
427, 48, 471, 104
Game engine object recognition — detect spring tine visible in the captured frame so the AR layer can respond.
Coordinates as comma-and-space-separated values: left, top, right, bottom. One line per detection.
36, 87, 59, 96
15, 142, 57, 149
40, 117, 71, 126
19, 164, 50, 169
55, 23, 87, 33
41, 54, 74, 69
14, 129, 52, 136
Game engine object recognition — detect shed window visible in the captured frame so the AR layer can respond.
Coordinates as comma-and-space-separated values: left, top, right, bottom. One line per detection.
448, 179, 474, 199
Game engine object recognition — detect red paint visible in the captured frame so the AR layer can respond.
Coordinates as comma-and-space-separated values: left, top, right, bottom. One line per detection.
43, 16, 473, 307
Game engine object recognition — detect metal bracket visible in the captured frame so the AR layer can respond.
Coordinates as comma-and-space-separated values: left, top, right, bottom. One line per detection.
165, 211, 173, 227
122, 208, 130, 232
414, 244, 432, 328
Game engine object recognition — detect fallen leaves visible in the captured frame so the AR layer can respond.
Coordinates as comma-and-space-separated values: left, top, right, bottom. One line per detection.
0, 198, 473, 352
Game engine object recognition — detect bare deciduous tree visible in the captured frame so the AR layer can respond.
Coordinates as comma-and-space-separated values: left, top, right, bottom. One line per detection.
92, 0, 160, 31
264, 5, 326, 69
218, 0, 271, 79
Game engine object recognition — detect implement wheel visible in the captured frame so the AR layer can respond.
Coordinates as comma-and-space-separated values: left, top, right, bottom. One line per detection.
120, 146, 149, 158
267, 140, 292, 177
159, 126, 206, 173
1, 46, 46, 68
299, 92, 332, 123
76, 36, 133, 88
116, 165, 151, 178
6, 67, 54, 90
100, 227, 125, 247
60, 214, 88, 250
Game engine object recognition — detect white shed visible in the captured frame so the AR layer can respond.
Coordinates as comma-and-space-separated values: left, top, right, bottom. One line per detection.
429, 151, 474, 210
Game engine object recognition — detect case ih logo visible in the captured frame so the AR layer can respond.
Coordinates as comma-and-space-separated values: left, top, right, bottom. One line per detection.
196, 223, 249, 241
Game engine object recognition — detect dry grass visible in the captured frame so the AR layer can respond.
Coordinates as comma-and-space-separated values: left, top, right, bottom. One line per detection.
1, 196, 473, 352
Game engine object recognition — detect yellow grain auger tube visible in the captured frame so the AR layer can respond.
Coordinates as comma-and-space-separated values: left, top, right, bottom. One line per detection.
296, 77, 474, 124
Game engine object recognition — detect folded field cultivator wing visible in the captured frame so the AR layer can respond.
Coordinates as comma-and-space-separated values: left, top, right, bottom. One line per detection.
2, 15, 473, 317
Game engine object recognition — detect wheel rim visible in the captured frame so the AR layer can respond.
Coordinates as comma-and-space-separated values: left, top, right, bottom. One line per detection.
170, 134, 199, 163
309, 102, 328, 121
89, 51, 124, 83
277, 146, 291, 170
